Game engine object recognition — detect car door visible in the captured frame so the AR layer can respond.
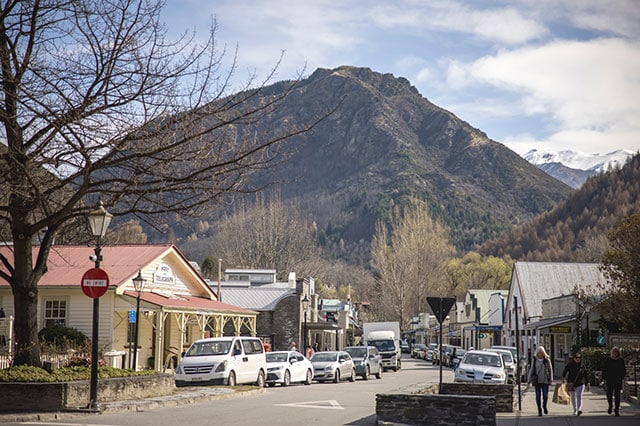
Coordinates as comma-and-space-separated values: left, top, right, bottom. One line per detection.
370, 348, 381, 373
290, 352, 305, 383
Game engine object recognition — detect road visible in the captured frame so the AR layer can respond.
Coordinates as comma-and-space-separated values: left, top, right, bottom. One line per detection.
14, 355, 449, 426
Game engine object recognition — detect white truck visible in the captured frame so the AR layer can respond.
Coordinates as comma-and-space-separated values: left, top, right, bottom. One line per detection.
362, 322, 401, 371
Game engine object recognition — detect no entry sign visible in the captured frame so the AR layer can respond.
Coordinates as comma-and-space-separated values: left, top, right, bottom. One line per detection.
81, 268, 110, 298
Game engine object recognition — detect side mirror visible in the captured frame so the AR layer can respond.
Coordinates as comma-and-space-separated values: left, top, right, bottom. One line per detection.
181, 351, 186, 357
233, 348, 242, 356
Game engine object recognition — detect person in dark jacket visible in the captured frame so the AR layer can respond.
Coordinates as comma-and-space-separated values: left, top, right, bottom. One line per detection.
562, 352, 590, 415
603, 347, 626, 416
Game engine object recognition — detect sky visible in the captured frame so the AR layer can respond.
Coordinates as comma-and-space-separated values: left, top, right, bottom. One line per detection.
161, 0, 640, 157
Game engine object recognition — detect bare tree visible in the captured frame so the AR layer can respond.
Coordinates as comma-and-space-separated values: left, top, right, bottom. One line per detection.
0, 0, 328, 366
370, 198, 455, 329
209, 195, 326, 280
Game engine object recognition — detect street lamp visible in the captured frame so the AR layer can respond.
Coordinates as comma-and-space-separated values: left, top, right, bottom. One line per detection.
301, 294, 310, 355
132, 270, 146, 371
86, 201, 112, 410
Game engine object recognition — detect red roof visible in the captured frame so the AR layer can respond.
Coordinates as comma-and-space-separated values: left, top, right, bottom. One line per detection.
0, 244, 173, 287
123, 290, 254, 313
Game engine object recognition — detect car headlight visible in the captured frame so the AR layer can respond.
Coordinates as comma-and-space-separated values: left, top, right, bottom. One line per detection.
456, 368, 466, 375
268, 366, 284, 372
214, 360, 228, 373
492, 372, 505, 379
325, 365, 335, 371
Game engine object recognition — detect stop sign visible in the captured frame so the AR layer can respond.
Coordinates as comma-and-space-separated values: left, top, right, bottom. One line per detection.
81, 268, 110, 298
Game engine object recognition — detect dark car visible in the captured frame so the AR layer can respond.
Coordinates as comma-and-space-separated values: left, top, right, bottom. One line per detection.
411, 343, 427, 359
344, 346, 383, 380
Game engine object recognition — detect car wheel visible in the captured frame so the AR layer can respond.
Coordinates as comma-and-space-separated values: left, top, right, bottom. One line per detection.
349, 368, 356, 382
363, 366, 370, 381
283, 370, 291, 387
256, 370, 265, 387
376, 367, 383, 379
333, 370, 340, 383
227, 371, 236, 386
304, 369, 313, 385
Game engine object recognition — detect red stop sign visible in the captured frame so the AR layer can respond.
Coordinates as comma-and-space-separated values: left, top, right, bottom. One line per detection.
81, 268, 110, 298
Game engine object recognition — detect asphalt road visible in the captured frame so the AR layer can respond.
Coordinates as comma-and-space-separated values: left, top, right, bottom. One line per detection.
10, 355, 447, 426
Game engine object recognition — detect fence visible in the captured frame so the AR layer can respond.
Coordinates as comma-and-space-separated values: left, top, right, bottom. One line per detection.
0, 351, 92, 370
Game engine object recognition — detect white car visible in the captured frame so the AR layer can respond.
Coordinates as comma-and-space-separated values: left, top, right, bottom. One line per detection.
310, 351, 356, 383
487, 348, 516, 383
454, 350, 507, 384
265, 351, 314, 386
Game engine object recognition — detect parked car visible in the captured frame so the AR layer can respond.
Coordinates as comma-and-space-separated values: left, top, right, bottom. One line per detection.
310, 351, 356, 383
344, 346, 383, 380
450, 348, 467, 369
422, 343, 438, 361
411, 343, 427, 359
487, 348, 516, 383
400, 339, 410, 353
490, 345, 526, 381
432, 344, 452, 365
265, 351, 314, 387
454, 350, 507, 384
443, 345, 463, 367
175, 336, 267, 387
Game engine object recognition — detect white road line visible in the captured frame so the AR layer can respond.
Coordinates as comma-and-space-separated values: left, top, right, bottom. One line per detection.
274, 400, 344, 410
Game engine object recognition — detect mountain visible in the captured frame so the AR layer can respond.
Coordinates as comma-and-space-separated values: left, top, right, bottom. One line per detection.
479, 153, 640, 261
524, 149, 635, 188
177, 66, 573, 264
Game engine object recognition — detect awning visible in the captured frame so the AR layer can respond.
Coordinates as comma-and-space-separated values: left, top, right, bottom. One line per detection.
523, 314, 575, 331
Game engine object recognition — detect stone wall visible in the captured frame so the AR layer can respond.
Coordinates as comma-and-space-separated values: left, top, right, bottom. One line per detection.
376, 393, 496, 426
440, 383, 514, 412
0, 374, 174, 412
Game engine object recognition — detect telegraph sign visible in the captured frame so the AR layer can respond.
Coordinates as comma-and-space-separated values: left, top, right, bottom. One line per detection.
81, 268, 109, 299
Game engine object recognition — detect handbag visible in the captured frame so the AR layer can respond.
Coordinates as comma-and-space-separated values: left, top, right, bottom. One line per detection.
552, 383, 571, 405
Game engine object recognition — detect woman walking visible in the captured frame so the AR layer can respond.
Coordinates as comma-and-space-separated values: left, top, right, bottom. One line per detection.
562, 352, 590, 415
603, 347, 626, 416
528, 346, 554, 416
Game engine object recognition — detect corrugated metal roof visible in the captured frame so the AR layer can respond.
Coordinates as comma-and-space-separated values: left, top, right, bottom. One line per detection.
514, 262, 607, 320
220, 287, 295, 311
122, 290, 255, 314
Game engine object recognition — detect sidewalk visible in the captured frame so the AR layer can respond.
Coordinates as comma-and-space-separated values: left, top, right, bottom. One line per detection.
498, 385, 640, 425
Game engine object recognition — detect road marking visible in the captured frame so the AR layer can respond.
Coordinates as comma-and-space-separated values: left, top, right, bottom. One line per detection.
275, 400, 344, 410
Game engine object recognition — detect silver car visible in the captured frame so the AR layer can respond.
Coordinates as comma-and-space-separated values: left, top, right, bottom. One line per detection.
487, 348, 516, 384
310, 351, 356, 383
344, 346, 383, 380
454, 350, 507, 384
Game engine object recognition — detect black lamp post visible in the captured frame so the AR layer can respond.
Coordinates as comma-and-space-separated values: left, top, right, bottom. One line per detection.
132, 270, 146, 371
301, 294, 310, 355
86, 201, 112, 410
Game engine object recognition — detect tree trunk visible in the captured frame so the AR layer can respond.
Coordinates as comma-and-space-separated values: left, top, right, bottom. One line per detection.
11, 236, 41, 367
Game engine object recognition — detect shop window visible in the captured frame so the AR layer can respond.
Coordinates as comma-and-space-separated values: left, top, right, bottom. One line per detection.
43, 299, 67, 327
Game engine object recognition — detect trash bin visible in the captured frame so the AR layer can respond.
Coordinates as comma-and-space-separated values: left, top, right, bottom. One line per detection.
104, 350, 127, 368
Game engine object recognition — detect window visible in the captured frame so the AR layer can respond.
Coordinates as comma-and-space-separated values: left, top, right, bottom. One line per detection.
43, 299, 67, 327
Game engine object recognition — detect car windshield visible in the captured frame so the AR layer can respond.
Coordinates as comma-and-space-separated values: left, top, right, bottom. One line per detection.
311, 353, 338, 362
371, 340, 394, 351
345, 348, 367, 358
500, 353, 513, 363
266, 353, 288, 363
463, 353, 502, 367
185, 341, 231, 356
456, 349, 466, 357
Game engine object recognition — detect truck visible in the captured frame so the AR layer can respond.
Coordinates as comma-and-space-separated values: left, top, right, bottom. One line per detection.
362, 322, 401, 371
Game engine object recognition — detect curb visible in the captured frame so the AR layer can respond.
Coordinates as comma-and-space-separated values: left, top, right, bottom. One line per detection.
0, 386, 265, 423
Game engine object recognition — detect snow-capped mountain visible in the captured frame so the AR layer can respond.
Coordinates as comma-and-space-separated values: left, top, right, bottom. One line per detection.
523, 149, 635, 188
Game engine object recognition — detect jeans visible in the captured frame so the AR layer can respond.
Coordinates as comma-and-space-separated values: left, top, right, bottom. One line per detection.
535, 383, 550, 412
606, 381, 622, 409
571, 384, 584, 412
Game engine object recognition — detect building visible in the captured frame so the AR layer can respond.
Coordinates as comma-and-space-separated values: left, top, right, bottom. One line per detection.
459, 289, 509, 350
504, 261, 608, 377
0, 244, 257, 371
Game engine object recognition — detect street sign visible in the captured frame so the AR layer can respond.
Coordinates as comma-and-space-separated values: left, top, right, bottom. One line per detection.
426, 297, 456, 324
81, 268, 110, 299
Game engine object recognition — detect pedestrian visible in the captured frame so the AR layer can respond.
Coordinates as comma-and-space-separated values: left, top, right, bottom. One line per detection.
313, 341, 320, 352
288, 341, 297, 352
306, 345, 314, 358
528, 345, 553, 416
562, 351, 590, 416
603, 347, 626, 416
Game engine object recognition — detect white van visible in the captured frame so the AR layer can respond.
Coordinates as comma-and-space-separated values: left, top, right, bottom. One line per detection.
174, 336, 267, 387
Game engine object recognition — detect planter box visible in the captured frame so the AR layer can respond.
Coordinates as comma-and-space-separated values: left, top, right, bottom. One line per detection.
0, 374, 174, 412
